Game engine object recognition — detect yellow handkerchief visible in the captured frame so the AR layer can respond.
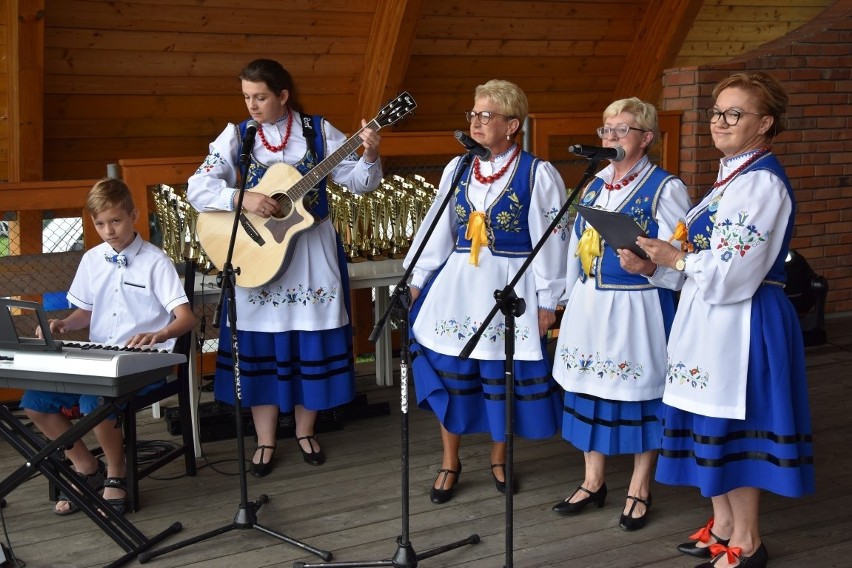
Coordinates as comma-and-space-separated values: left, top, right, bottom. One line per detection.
465, 211, 488, 266
576, 226, 602, 277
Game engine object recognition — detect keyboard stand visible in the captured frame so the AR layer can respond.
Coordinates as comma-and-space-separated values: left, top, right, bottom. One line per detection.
0, 393, 182, 568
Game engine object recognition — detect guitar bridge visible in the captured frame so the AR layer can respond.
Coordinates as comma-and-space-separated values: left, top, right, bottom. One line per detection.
239, 214, 266, 246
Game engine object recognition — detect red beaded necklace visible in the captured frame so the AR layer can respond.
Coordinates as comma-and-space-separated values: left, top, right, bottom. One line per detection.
473, 144, 521, 184
713, 146, 770, 189
258, 110, 293, 153
604, 172, 639, 191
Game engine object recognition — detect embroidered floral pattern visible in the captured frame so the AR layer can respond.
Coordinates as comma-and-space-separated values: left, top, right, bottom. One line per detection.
454, 185, 469, 224
667, 360, 710, 389
455, 203, 468, 222
247, 284, 338, 307
196, 152, 226, 174
559, 347, 643, 381
434, 317, 531, 343
684, 208, 716, 253
245, 161, 267, 189
715, 211, 771, 260
625, 196, 652, 232
493, 192, 523, 233
543, 206, 569, 241
692, 231, 711, 251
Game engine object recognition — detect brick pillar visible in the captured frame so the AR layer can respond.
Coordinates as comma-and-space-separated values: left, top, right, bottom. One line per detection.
661, 4, 852, 313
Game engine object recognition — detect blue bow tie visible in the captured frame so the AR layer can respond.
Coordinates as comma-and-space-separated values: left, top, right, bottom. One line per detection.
105, 253, 128, 267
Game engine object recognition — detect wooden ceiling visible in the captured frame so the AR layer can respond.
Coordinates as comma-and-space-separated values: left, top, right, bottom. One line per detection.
0, 0, 838, 180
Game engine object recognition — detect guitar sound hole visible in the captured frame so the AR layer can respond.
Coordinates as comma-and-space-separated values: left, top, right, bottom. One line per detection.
274, 197, 292, 219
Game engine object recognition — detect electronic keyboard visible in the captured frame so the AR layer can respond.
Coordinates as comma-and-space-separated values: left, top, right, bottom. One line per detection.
0, 342, 186, 398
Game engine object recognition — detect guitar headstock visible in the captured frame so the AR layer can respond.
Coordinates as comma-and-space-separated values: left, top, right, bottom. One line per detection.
373, 92, 417, 129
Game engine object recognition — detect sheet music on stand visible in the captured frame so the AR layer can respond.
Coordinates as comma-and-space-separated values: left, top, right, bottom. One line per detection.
0, 298, 62, 353
574, 204, 650, 260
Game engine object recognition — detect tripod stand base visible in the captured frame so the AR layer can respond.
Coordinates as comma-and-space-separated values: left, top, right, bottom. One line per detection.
293, 533, 480, 568
138, 495, 332, 563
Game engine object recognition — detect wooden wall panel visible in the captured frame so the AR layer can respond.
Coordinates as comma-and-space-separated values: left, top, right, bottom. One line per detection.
45, 75, 360, 96
5, 0, 45, 182
0, 0, 7, 182
399, 0, 647, 133
41, 0, 379, 179
48, 1, 374, 35
32, 0, 838, 180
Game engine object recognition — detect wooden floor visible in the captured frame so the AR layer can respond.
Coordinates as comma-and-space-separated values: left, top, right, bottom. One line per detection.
1, 314, 850, 568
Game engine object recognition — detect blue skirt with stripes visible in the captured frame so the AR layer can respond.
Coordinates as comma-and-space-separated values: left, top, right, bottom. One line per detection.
655, 286, 815, 498
213, 324, 356, 412
410, 341, 562, 441
562, 392, 662, 455
213, 235, 356, 412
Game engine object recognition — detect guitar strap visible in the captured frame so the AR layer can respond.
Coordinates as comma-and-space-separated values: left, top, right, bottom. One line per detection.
301, 114, 320, 164
300, 114, 331, 221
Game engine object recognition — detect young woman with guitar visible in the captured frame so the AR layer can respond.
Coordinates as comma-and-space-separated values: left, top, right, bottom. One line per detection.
187, 59, 399, 477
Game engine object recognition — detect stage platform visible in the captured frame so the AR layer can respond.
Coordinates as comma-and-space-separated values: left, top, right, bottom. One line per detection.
1, 314, 849, 567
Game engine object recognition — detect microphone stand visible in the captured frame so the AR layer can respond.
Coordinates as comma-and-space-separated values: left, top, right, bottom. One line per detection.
140, 142, 331, 564
458, 157, 603, 568
294, 151, 481, 568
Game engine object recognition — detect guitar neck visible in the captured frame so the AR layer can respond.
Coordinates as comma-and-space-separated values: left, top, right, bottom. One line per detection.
288, 119, 380, 201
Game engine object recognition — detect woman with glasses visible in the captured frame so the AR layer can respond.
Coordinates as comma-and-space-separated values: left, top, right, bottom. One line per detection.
403, 79, 569, 504
639, 73, 813, 568
550, 97, 691, 531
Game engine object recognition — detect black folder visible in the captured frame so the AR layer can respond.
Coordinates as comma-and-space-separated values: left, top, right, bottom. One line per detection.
574, 204, 650, 260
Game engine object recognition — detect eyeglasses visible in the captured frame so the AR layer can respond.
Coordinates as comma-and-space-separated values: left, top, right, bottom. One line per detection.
465, 110, 513, 125
596, 124, 648, 139
706, 108, 763, 126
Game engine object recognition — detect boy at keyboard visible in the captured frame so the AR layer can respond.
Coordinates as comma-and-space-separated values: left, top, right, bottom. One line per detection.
21, 177, 196, 516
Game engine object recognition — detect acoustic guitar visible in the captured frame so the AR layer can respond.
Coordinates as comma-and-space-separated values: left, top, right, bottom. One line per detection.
196, 92, 417, 288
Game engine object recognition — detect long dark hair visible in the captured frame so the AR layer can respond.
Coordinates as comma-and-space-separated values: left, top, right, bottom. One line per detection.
239, 59, 305, 114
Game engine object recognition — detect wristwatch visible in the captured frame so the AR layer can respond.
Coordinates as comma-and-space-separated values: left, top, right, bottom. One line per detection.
674, 255, 687, 271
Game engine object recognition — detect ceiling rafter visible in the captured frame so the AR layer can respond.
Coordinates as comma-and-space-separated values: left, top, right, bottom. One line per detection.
614, 0, 703, 103
353, 0, 423, 132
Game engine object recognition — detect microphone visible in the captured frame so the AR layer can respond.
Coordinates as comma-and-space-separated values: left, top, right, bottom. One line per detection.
568, 144, 625, 162
239, 120, 260, 165
454, 130, 492, 161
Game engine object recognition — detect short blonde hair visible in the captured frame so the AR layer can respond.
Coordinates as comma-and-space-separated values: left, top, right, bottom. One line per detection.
87, 178, 135, 217
474, 79, 529, 124
603, 97, 659, 148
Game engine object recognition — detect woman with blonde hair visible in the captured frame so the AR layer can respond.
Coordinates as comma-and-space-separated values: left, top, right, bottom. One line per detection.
551, 97, 691, 531
405, 79, 569, 504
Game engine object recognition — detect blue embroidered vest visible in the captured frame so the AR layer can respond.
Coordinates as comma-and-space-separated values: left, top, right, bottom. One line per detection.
238, 116, 330, 219
453, 151, 540, 257
575, 165, 675, 290
686, 153, 794, 285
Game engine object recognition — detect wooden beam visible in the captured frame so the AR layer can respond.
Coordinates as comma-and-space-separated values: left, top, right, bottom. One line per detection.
613, 0, 703, 103
5, 0, 46, 181
354, 0, 423, 132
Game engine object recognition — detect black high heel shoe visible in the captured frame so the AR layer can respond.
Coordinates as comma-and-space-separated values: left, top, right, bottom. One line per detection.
430, 460, 461, 504
695, 543, 768, 568
619, 494, 652, 531
296, 435, 326, 466
551, 483, 607, 515
677, 518, 730, 558
250, 444, 276, 478
490, 464, 519, 494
